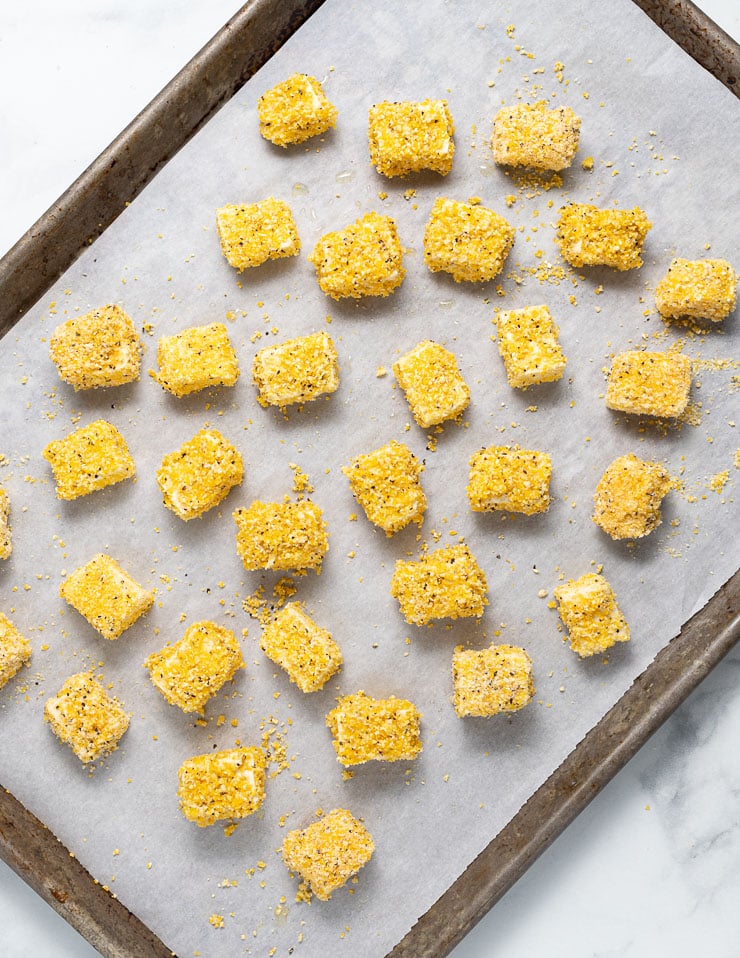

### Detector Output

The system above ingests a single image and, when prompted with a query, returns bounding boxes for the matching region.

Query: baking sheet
[1,2,739,957]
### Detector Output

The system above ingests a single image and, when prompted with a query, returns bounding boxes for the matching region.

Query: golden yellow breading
[156,429,244,521]
[259,602,342,693]
[423,197,515,283]
[216,198,300,271]
[492,102,581,171]
[43,419,135,500]
[282,808,375,901]
[44,671,130,763]
[467,445,552,515]
[368,99,455,177]
[177,747,266,827]
[0,486,10,560]
[390,543,488,626]
[60,553,154,641]
[0,612,31,690]
[49,304,142,390]
[234,500,328,573]
[593,453,672,540]
[452,644,535,716]
[257,74,337,147]
[495,305,567,389]
[556,203,651,270]
[309,212,405,299]
[326,691,422,766]
[605,351,691,418]
[149,323,239,397]
[554,572,630,657]
[252,331,339,408]
[342,440,426,535]
[393,340,470,429]
[654,258,737,322]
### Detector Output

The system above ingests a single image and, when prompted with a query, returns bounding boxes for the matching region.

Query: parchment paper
[1,1,738,955]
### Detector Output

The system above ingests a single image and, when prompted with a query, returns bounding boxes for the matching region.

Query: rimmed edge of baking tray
[0,2,738,956]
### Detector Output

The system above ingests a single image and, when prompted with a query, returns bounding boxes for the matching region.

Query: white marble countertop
[0,3,738,956]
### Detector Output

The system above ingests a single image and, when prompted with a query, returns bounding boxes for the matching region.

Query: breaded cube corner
[326,691,422,766]
[452,644,535,717]
[252,331,339,409]
[0,612,31,690]
[44,671,130,763]
[43,419,135,500]
[282,808,375,901]
[554,572,630,657]
[49,304,142,390]
[257,73,337,147]
[593,453,672,540]
[495,305,566,389]
[655,258,737,322]
[423,197,515,283]
[259,602,342,693]
[156,429,244,521]
[556,203,652,270]
[368,99,455,177]
[234,500,329,573]
[492,103,581,171]
[60,553,154,640]
[467,445,552,515]
[393,340,470,429]
[390,543,488,626]
[309,212,404,299]
[149,323,239,397]
[177,747,266,826]
[342,439,426,535]
[605,350,691,418]
[216,198,300,271]
[0,486,11,560]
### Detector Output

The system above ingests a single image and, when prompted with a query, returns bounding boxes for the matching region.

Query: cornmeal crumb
[216,198,300,271]
[390,543,488,625]
[156,429,243,520]
[492,102,581,171]
[342,440,426,535]
[423,197,515,283]
[252,331,339,408]
[0,612,31,689]
[0,487,11,560]
[368,99,455,177]
[49,305,141,390]
[467,445,552,515]
[44,672,130,763]
[495,305,566,388]
[260,603,342,692]
[654,258,737,322]
[43,420,135,500]
[257,74,337,147]
[309,212,404,299]
[452,644,534,716]
[605,351,691,418]
[393,340,470,428]
[149,323,238,397]
[326,691,422,766]
[234,500,328,573]
[178,747,266,826]
[593,453,671,539]
[554,573,630,657]
[556,203,651,270]
[60,554,154,640]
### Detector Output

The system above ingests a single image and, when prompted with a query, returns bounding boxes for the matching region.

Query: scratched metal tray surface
[0,2,738,957]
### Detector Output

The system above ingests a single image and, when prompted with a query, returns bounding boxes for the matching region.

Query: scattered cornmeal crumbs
[390,543,488,626]
[326,691,422,766]
[259,602,342,693]
[177,747,266,826]
[44,671,130,764]
[252,331,339,409]
[495,305,566,388]
[43,419,135,500]
[342,439,426,535]
[467,445,552,515]
[393,340,470,428]
[156,429,244,520]
[554,573,630,657]
[452,644,535,716]
[49,305,142,390]
[492,102,581,171]
[257,74,337,147]
[233,500,329,573]
[60,553,154,640]
[654,258,737,322]
[0,612,31,690]
[309,212,404,299]
[368,99,455,177]
[555,203,652,270]
[423,197,515,283]
[605,350,691,418]
[593,453,672,539]
[216,198,300,271]
[149,323,239,397]
[0,486,10,560]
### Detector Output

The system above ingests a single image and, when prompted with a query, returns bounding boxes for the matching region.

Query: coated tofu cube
[495,305,566,388]
[555,203,652,270]
[253,331,339,408]
[467,445,552,515]
[390,543,488,626]
[342,439,426,535]
[259,602,342,693]
[149,323,239,397]
[593,453,672,540]
[216,198,300,271]
[49,304,142,390]
[234,500,328,573]
[60,553,154,640]
[257,74,337,147]
[554,573,630,657]
[44,672,130,763]
[156,429,243,520]
[393,340,470,428]
[654,258,737,322]
[0,486,10,560]
[452,644,535,717]
[368,99,455,177]
[492,103,581,171]
[423,197,515,283]
[144,620,244,714]
[326,691,422,766]
[605,350,691,418]
[177,747,266,826]
[309,212,404,299]
[43,419,135,500]
[0,612,31,690]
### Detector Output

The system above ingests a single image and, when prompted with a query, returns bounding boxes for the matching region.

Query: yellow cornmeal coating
[593,453,672,540]
[233,500,328,573]
[43,419,135,500]
[60,553,154,641]
[492,102,581,171]
[605,350,691,418]
[149,323,239,397]
[259,602,342,693]
[556,203,652,270]
[467,445,552,515]
[495,305,567,389]
[44,671,130,763]
[144,620,244,714]
[252,331,339,408]
[393,340,470,429]
[282,808,374,901]
[342,440,426,535]
[309,212,405,299]
[390,543,488,626]
[156,429,244,521]
[554,573,630,657]
[0,486,10,560]
[216,198,300,271]
[177,747,266,827]
[423,197,515,283]
[0,612,31,690]
[368,99,455,177]
[654,258,737,322]
[257,74,337,147]
[326,691,422,767]
[452,644,535,717]
[49,305,142,390]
